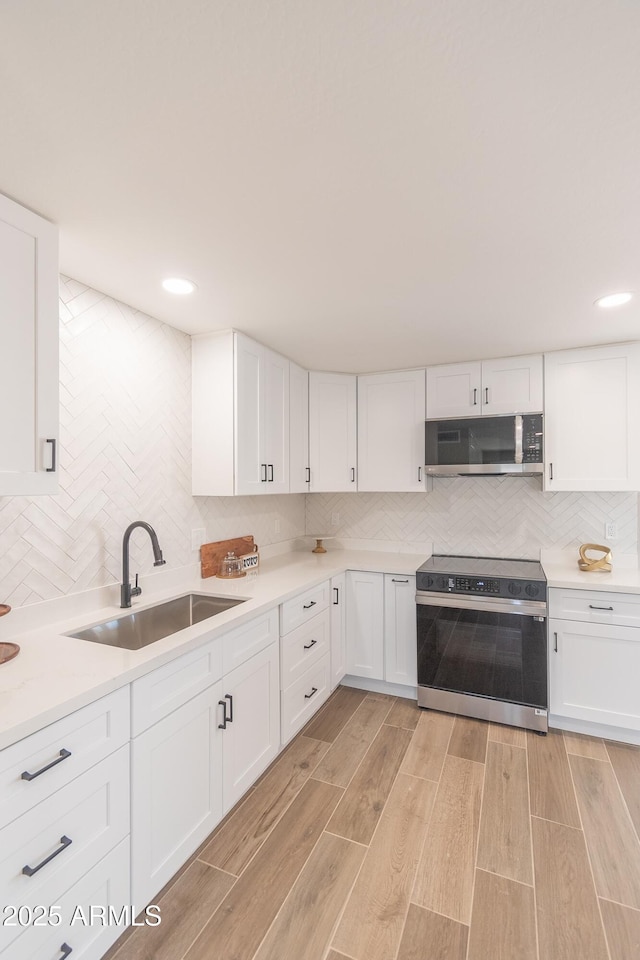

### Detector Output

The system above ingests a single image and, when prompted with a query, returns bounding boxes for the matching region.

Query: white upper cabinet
[192,331,289,496]
[357,369,427,492]
[308,372,357,492]
[426,355,543,419]
[544,342,640,491]
[426,361,481,419]
[0,193,59,495]
[289,361,310,493]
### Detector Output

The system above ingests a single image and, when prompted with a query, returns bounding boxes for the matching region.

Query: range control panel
[451,577,499,594]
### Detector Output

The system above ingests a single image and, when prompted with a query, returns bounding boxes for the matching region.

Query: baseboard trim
[341,675,416,701]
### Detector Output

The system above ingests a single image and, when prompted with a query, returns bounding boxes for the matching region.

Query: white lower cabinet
[346,571,385,680]
[9,840,130,960]
[384,575,417,686]
[219,641,280,812]
[330,573,347,689]
[131,684,224,909]
[346,570,417,691]
[550,615,640,731]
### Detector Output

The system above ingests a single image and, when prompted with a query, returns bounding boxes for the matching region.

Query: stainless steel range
[416,555,548,733]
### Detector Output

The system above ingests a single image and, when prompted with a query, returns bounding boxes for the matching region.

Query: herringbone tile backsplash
[0,278,305,607]
[306,482,638,558]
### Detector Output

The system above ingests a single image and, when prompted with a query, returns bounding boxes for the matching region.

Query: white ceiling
[1,0,639,372]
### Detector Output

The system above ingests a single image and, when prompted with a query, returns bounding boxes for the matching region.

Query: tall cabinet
[0,193,59,495]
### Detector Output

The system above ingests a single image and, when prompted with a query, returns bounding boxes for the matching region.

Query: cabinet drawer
[549,587,640,629]
[0,746,129,953]
[8,838,130,960]
[0,688,129,827]
[280,581,330,636]
[280,609,330,688]
[281,654,330,745]
[222,609,279,676]
[132,638,223,736]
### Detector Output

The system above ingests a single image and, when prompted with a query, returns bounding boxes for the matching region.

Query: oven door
[416,593,547,713]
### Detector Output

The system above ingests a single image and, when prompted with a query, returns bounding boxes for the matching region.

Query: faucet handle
[131,573,142,598]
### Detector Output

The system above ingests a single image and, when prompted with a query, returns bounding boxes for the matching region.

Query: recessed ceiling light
[162,277,197,295]
[594,292,633,309]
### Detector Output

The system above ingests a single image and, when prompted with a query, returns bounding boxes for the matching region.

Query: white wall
[306,481,638,559]
[0,277,305,607]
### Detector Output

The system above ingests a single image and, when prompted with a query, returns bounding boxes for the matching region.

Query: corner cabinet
[346,571,385,679]
[357,370,427,492]
[0,193,59,495]
[426,355,543,419]
[544,343,640,491]
[308,372,357,492]
[192,331,289,496]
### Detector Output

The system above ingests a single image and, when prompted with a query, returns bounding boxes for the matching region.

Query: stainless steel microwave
[425,414,543,476]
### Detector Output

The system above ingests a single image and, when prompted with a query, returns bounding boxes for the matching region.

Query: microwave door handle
[514,415,523,464]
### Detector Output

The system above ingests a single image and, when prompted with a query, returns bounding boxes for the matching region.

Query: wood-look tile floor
[106,687,640,960]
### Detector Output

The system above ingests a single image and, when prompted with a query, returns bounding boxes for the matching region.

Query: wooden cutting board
[201,535,256,579]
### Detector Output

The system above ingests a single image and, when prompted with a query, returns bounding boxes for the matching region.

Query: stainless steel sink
[66,593,246,650]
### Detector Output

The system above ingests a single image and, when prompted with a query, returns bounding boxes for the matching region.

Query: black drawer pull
[588,604,614,611]
[22,749,72,781]
[304,687,318,699]
[261,463,267,482]
[303,601,316,610]
[305,467,311,483]
[225,693,233,723]
[303,639,317,650]
[333,587,339,605]
[268,464,274,482]
[23,835,72,877]
[60,945,73,959]
[391,578,409,583]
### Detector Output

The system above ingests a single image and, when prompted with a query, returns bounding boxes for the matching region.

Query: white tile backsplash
[306,481,638,559]
[0,278,305,608]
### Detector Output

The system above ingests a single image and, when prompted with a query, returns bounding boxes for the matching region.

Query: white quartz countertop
[0,548,426,750]
[541,556,640,594]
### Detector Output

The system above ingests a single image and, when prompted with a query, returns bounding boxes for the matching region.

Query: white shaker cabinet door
[0,193,58,495]
[234,332,266,495]
[262,346,290,494]
[384,574,417,687]
[289,361,309,493]
[426,361,481,419]
[308,371,357,491]
[358,369,426,492]
[346,570,384,680]
[481,354,543,415]
[544,343,640,491]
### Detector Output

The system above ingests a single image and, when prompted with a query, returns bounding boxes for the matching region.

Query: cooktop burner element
[416,554,546,601]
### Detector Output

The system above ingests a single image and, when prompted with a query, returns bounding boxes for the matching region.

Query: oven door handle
[415,592,547,618]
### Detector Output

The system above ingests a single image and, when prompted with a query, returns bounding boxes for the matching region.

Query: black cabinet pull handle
[225,693,233,723]
[261,463,267,482]
[553,631,558,653]
[484,387,489,404]
[59,945,73,959]
[418,466,422,481]
[333,587,339,605]
[46,438,57,472]
[23,836,72,877]
[303,639,317,650]
[350,467,355,482]
[304,687,318,699]
[268,464,274,482]
[473,388,478,406]
[305,467,311,483]
[303,601,316,609]
[218,700,227,729]
[22,749,72,781]
[549,462,553,481]
[391,578,409,583]
[589,604,614,611]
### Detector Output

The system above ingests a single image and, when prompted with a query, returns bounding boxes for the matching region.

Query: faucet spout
[120,521,166,608]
